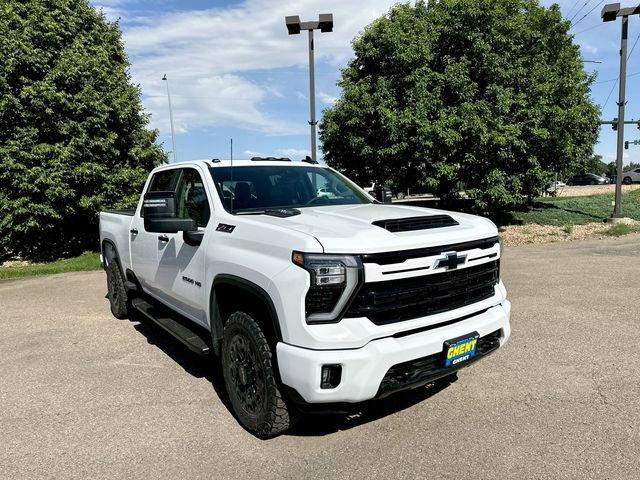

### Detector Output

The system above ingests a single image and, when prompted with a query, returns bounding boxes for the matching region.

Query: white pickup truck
[99,158,511,438]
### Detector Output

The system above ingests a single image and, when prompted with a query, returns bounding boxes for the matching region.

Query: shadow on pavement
[129,312,455,438]
[288,377,456,437]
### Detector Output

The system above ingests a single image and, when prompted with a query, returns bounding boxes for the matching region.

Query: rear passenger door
[154,166,212,326]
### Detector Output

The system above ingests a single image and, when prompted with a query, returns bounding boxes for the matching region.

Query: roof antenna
[230,138,234,213]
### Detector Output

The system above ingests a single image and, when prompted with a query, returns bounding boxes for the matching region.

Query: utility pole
[285,14,334,164]
[162,74,178,163]
[601,3,640,220]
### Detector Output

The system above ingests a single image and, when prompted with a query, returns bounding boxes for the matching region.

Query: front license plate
[444,333,479,367]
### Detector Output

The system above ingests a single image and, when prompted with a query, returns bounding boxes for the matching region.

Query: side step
[131,298,210,355]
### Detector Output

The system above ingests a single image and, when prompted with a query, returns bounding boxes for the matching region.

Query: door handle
[158,235,169,242]
[130,228,138,235]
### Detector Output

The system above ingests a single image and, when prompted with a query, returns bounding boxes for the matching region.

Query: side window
[148,170,178,192]
[142,169,180,217]
[176,168,211,228]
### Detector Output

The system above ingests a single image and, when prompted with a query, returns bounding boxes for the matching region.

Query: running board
[131,298,210,355]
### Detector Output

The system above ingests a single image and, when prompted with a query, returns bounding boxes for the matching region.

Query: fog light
[320,364,342,389]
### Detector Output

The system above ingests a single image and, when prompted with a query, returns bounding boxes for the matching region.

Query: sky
[92,0,640,165]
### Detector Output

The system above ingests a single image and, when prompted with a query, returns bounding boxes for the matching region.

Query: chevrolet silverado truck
[99,158,511,438]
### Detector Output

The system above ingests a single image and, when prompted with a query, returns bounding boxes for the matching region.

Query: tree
[0,0,165,261]
[320,0,600,214]
[579,154,608,176]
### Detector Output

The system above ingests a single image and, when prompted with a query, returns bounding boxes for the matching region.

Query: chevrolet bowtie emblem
[435,252,467,270]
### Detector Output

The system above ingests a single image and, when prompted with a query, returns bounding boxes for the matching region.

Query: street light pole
[613,15,628,218]
[601,3,640,219]
[162,74,178,163]
[307,28,318,165]
[285,14,334,164]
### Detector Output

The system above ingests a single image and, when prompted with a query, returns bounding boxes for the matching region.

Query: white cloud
[319,92,338,105]
[244,149,265,157]
[275,148,311,159]
[121,0,396,135]
[143,74,304,135]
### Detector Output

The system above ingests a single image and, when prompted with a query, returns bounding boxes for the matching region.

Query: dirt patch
[500,219,640,246]
[552,184,640,197]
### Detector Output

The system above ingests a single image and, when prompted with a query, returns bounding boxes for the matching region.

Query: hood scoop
[372,215,459,233]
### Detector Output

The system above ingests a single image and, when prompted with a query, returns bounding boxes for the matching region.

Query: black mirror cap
[143,191,177,219]
[373,185,393,204]
[145,217,197,234]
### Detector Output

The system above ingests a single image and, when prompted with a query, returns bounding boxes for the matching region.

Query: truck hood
[250,204,498,254]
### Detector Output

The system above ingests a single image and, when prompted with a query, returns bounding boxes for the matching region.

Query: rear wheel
[623,176,633,185]
[221,312,294,438]
[106,261,130,319]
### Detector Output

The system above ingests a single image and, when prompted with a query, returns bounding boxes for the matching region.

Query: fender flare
[209,274,283,356]
[101,239,121,272]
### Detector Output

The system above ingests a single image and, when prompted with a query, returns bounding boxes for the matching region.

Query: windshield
[209,165,372,213]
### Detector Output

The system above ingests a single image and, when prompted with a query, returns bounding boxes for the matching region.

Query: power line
[565,0,584,19]
[570,0,607,30]
[599,31,640,108]
[569,0,593,23]
[573,22,606,35]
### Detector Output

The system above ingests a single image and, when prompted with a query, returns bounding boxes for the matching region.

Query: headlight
[292,252,363,323]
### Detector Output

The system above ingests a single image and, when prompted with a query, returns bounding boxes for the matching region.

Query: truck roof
[209,159,323,168]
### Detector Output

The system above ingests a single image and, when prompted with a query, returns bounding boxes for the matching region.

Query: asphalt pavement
[1,234,639,480]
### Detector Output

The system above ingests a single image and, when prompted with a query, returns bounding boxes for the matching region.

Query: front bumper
[276,300,510,404]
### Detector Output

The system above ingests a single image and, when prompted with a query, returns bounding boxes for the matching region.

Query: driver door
[154,166,212,326]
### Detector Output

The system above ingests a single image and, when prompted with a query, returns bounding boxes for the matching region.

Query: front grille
[377,329,502,398]
[372,215,458,233]
[346,260,499,325]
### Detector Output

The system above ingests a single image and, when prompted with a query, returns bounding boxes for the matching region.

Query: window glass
[148,170,178,192]
[209,165,371,213]
[175,168,211,227]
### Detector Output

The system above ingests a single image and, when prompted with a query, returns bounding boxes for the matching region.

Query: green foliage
[0,0,165,261]
[0,251,100,279]
[602,223,640,237]
[320,0,600,215]
[508,189,640,226]
[577,154,608,177]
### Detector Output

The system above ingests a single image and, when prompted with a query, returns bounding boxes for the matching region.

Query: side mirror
[143,191,197,233]
[373,185,393,204]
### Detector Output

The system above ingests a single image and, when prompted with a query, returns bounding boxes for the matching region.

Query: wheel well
[210,277,282,356]
[102,240,120,270]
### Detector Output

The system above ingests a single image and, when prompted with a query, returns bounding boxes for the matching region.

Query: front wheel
[221,312,294,438]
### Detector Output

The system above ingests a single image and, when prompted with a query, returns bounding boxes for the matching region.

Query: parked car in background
[566,173,608,186]
[545,180,566,195]
[622,168,640,185]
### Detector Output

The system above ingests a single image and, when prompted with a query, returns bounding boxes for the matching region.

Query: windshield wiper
[234,208,301,218]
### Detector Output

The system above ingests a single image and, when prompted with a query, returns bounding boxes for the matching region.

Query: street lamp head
[601,3,620,22]
[318,13,334,33]
[285,15,301,35]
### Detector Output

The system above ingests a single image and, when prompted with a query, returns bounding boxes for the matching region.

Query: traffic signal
[612,118,618,131]
[637,120,640,130]
[625,141,629,150]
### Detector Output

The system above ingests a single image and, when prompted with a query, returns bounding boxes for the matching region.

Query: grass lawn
[0,251,101,280]
[508,189,640,226]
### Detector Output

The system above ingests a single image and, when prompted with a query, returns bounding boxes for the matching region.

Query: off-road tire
[106,261,130,319]
[221,312,294,438]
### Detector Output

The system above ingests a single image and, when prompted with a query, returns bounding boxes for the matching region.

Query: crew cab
[99,158,511,438]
